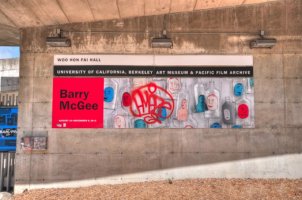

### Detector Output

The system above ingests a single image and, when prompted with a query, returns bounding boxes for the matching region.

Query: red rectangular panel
[52,78,104,128]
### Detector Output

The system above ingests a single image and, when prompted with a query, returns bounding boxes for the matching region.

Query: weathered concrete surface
[14,154,302,193]
[0,0,280,45]
[15,0,302,193]
[0,0,278,27]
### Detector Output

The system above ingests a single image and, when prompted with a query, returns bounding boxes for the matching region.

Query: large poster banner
[52,55,254,129]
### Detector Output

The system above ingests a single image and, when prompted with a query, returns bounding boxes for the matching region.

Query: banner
[0,107,17,136]
[52,78,104,128]
[52,55,254,129]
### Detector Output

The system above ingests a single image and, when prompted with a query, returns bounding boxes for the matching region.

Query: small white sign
[54,55,253,66]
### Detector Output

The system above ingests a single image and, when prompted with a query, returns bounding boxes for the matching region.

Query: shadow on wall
[16,127,302,185]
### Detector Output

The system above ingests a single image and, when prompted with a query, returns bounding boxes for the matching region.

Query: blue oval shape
[134,119,147,128]
[210,122,222,128]
[159,107,167,121]
[232,125,242,128]
[234,83,244,97]
[104,87,114,102]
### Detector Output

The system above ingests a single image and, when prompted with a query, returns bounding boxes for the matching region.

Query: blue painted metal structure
[0,107,17,152]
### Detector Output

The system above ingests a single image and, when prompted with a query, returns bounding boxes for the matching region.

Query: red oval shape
[122,92,131,107]
[238,104,249,119]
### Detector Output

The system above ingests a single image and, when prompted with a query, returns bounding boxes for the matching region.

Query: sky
[0,46,20,59]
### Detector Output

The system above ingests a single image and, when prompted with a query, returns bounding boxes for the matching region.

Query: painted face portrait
[223,109,231,120]
[167,78,181,94]
[114,115,126,128]
[177,98,188,121]
[133,78,147,89]
[181,99,187,109]
[104,87,114,102]
[207,94,218,110]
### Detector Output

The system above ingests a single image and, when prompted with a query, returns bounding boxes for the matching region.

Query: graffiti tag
[125,82,174,124]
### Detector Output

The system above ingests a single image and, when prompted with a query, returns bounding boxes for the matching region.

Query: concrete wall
[15,0,302,193]
[0,91,18,106]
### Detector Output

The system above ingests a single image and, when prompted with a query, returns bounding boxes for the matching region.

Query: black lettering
[60,90,67,98]
[60,101,69,110]
[57,58,68,62]
[59,101,98,110]
[78,101,85,110]
[92,103,98,110]
[71,103,77,110]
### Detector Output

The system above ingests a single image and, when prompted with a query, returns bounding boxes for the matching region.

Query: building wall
[0,58,19,97]
[15,0,302,193]
[0,91,18,106]
[0,58,19,77]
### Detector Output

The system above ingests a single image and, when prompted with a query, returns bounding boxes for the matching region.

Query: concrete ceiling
[0,0,275,46]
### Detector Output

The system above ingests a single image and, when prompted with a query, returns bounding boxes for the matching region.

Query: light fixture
[46,29,71,47]
[250,30,276,49]
[151,30,173,48]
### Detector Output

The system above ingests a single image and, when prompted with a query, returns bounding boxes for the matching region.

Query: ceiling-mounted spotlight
[250,30,276,49]
[151,30,173,48]
[46,29,71,47]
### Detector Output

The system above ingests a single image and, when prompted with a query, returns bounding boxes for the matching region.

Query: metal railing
[0,152,15,192]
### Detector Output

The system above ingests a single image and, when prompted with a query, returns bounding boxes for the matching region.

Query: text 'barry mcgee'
[59,89,99,110]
